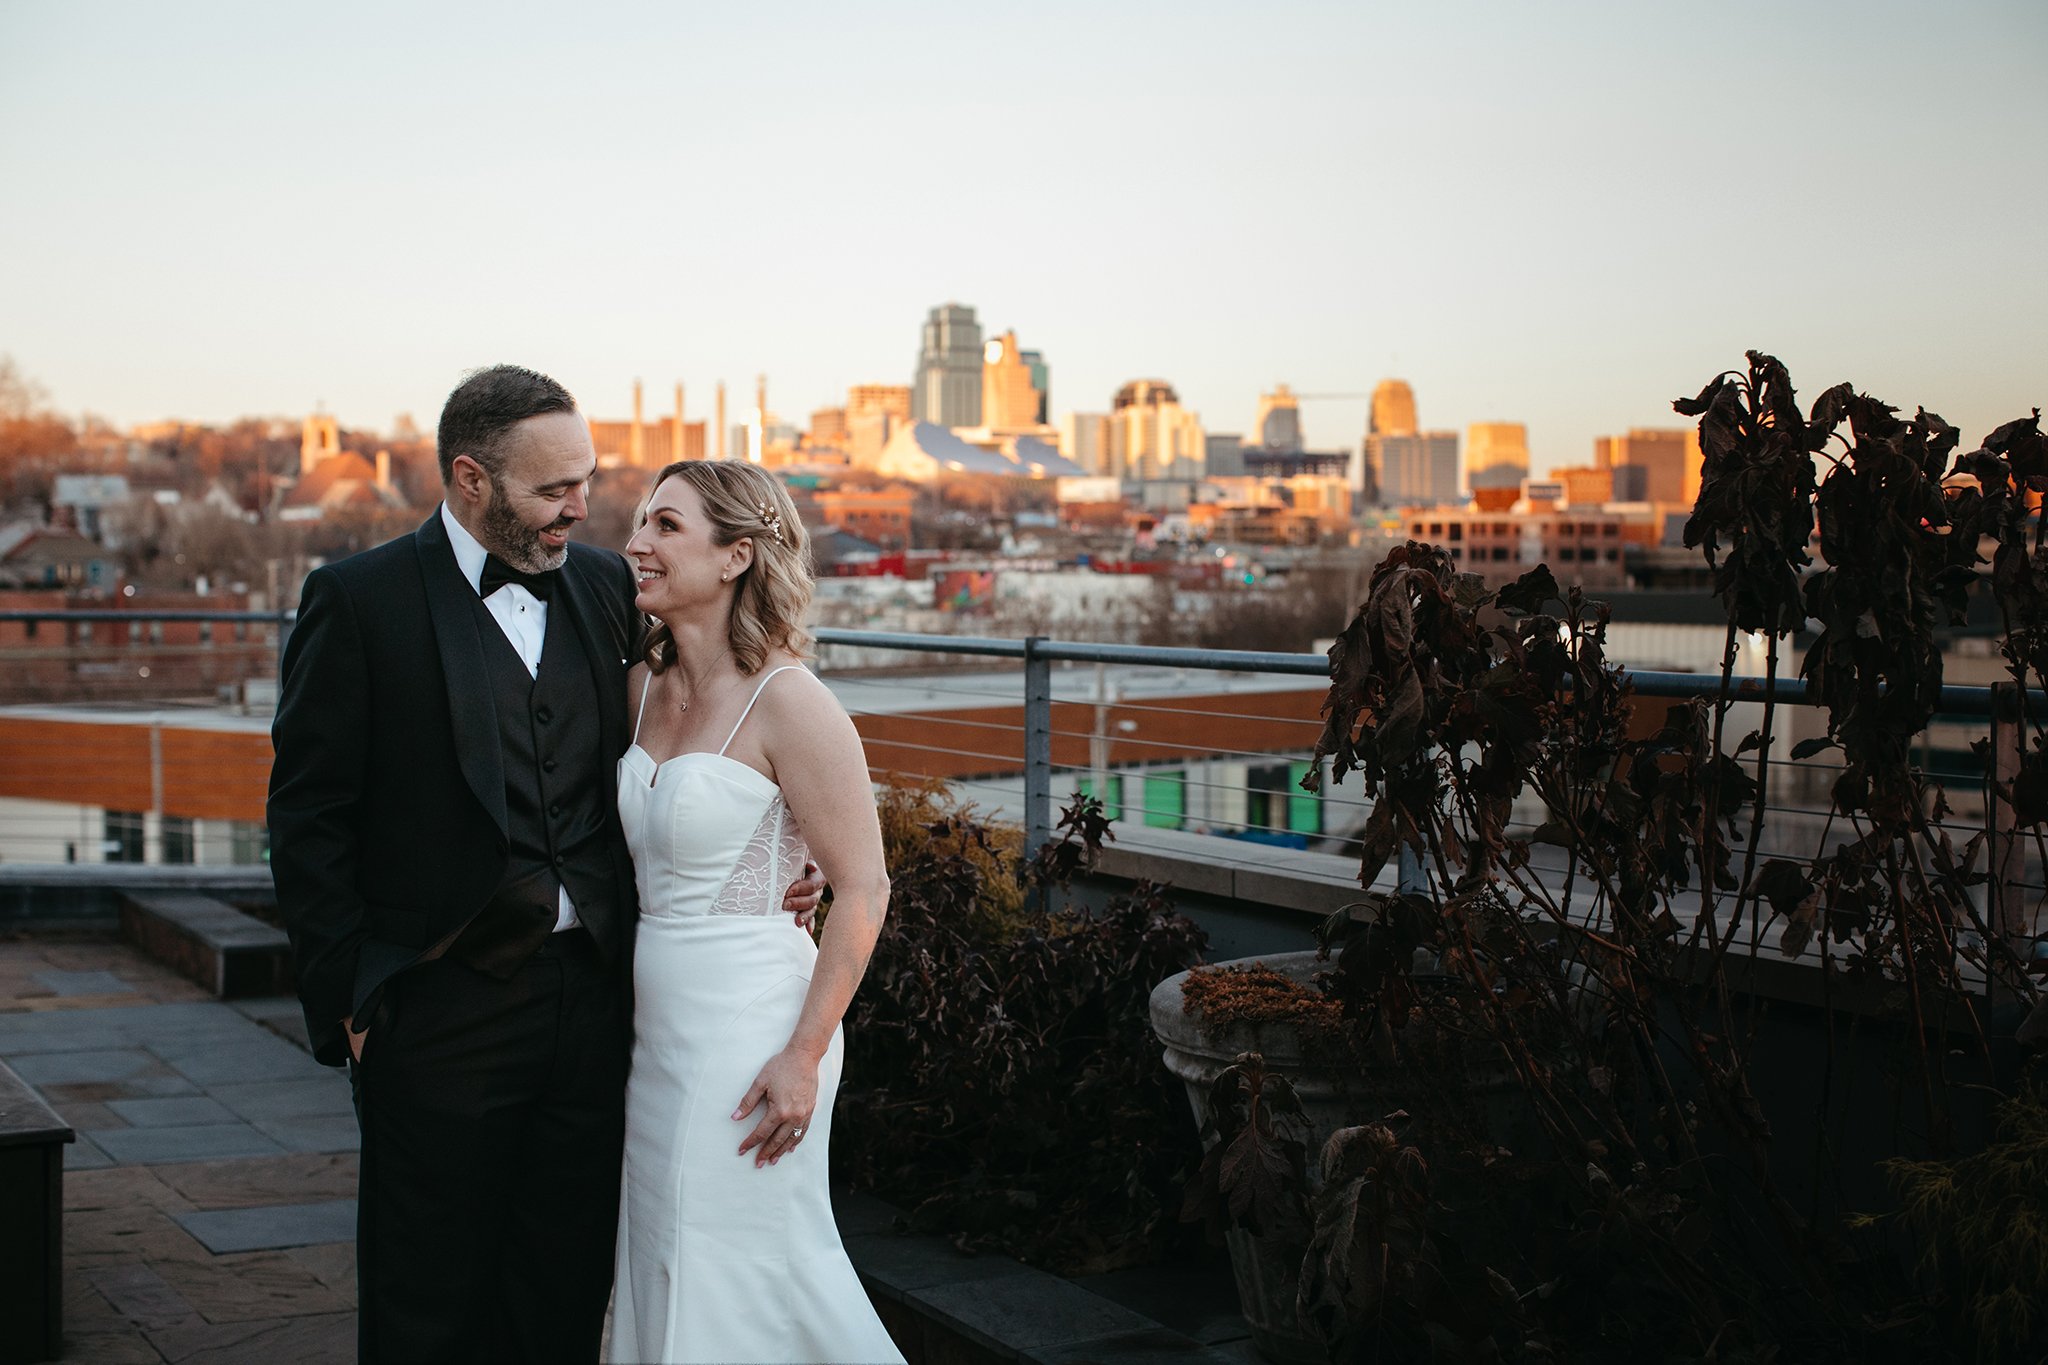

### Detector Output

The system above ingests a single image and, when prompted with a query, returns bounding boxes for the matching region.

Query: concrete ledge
[838,1190,1251,1365]
[117,892,292,1000]
[0,865,276,926]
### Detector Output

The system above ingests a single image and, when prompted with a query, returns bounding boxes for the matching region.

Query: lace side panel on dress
[707,797,812,916]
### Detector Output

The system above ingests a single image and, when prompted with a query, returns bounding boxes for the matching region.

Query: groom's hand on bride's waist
[783,861,825,928]
[343,1016,368,1063]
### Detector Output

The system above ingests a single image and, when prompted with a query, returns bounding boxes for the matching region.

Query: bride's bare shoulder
[754,655,846,724]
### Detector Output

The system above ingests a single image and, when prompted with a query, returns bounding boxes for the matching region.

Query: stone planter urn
[1149,950,1341,1365]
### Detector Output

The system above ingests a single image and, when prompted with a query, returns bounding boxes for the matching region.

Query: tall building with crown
[981,331,1047,431]
[1356,380,1458,506]
[1371,380,1418,438]
[1466,422,1530,491]
[1108,380,1205,482]
[912,303,983,427]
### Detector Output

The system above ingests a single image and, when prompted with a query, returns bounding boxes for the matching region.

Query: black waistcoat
[450,591,623,974]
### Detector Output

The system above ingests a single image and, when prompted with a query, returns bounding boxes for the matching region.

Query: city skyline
[2,2,2043,472]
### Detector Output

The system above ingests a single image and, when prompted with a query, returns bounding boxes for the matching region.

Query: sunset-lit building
[1466,422,1530,491]
[810,487,915,549]
[1554,464,1614,506]
[1060,412,1111,477]
[848,384,913,423]
[1370,379,1418,438]
[589,381,704,467]
[1108,380,1205,482]
[1596,428,1702,507]
[981,332,1048,430]
[842,386,912,466]
[1406,508,1629,588]
[1353,378,1427,501]
[300,413,339,477]
[809,407,849,449]
[277,413,405,522]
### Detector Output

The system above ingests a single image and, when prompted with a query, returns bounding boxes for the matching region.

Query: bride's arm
[732,669,889,1168]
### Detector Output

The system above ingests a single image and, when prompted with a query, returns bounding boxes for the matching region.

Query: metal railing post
[1397,839,1427,899]
[1024,636,1052,857]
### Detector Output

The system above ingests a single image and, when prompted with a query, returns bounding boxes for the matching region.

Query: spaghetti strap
[718,664,806,756]
[632,670,654,745]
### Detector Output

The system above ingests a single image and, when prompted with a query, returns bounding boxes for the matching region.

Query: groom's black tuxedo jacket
[267,510,642,1067]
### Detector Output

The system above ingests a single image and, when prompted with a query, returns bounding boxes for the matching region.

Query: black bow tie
[479,555,557,601]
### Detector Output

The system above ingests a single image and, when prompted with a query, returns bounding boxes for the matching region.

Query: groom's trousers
[353,928,626,1364]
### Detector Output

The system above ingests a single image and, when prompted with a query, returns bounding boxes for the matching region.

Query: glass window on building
[230,821,271,865]
[104,810,145,863]
[1142,771,1185,829]
[161,816,195,865]
[1246,763,1321,841]
[1287,761,1321,835]
[1246,763,1290,837]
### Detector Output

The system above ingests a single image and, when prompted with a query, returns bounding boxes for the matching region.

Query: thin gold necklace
[673,657,733,714]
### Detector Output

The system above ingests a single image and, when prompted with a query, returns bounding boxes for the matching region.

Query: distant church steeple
[301,411,340,477]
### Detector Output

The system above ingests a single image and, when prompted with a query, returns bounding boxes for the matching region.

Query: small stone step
[117,892,292,1000]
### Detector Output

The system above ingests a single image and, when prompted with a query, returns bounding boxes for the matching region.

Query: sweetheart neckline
[621,743,778,795]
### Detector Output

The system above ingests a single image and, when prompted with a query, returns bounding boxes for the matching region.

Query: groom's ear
[449,455,490,508]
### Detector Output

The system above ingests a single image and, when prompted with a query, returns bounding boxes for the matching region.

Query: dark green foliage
[1260,355,2048,1361]
[831,784,1209,1273]
[1182,1054,1311,1241]
[1881,1085,2048,1359]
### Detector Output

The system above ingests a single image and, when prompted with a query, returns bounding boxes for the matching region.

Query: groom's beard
[480,478,573,574]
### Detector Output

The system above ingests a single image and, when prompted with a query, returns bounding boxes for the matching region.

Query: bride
[608,459,904,1365]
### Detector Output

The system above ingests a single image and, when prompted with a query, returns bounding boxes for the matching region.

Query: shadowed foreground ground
[2,932,356,1364]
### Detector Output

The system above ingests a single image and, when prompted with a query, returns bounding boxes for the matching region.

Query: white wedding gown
[609,665,904,1365]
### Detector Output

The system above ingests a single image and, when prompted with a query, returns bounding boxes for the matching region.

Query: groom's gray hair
[437,365,577,484]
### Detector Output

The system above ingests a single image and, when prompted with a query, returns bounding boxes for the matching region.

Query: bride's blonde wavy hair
[637,460,814,676]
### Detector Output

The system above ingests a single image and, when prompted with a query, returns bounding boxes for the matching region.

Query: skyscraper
[913,303,983,427]
[1108,380,1205,482]
[1371,433,1462,507]
[1466,422,1530,491]
[1355,378,1456,505]
[1371,380,1418,438]
[1249,384,1305,452]
[981,331,1046,431]
[1060,412,1111,476]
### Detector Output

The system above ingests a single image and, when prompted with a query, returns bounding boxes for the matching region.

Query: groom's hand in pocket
[782,861,825,929]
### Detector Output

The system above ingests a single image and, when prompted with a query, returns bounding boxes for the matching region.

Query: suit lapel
[554,551,627,769]
[414,512,509,837]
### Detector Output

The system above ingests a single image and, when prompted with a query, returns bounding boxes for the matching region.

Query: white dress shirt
[439,503,579,932]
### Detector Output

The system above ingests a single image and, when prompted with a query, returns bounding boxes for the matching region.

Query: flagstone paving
[2,930,356,1364]
[4,927,1251,1365]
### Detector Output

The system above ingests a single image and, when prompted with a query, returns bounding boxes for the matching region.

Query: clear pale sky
[3,1,2043,473]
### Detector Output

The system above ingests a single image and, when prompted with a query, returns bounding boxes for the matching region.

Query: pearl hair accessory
[757,502,787,546]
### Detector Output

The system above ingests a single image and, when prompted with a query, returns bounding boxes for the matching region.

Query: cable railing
[0,613,2042,963]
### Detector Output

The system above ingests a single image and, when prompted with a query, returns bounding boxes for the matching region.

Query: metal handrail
[1,612,2038,952]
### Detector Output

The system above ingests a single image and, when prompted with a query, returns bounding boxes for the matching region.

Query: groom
[268,365,820,1363]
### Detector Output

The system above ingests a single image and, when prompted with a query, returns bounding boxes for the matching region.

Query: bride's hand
[733,1047,819,1168]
